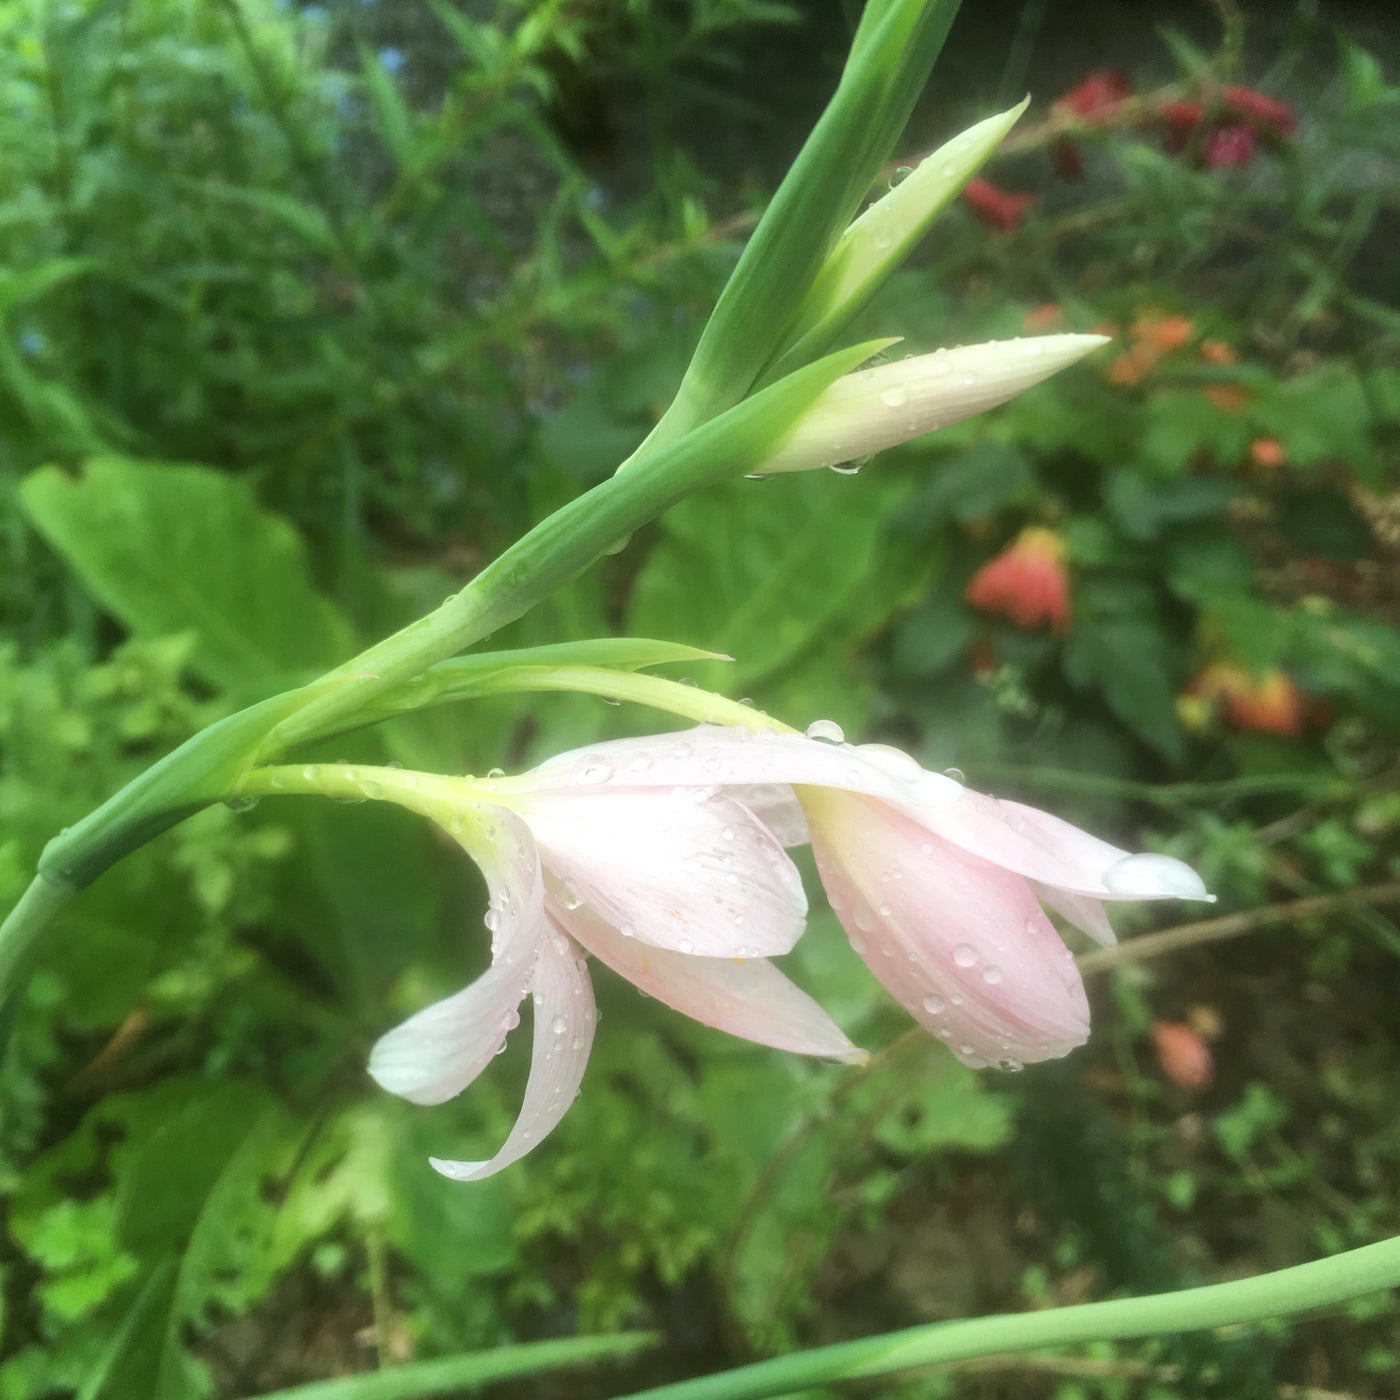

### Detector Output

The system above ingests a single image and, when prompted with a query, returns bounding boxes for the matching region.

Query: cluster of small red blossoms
[959,70,1296,234]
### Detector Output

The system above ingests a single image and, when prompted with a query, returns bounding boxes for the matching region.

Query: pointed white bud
[757,334,1110,474]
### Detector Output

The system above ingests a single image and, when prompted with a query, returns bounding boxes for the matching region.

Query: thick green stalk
[613,1237,1400,1400]
[0,345,878,1006]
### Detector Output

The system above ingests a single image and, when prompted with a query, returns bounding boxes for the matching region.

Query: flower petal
[367,807,543,1106]
[509,728,1207,900]
[554,898,864,1063]
[430,919,596,1181]
[519,789,806,957]
[1033,881,1116,948]
[728,783,811,847]
[804,791,1090,1067]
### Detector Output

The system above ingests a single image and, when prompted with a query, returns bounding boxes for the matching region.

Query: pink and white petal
[521,790,806,957]
[903,791,1131,897]
[555,898,864,1063]
[505,727,1207,902]
[368,807,544,1106]
[1033,881,1116,949]
[507,727,958,809]
[804,790,1090,1067]
[430,918,596,1182]
[728,783,811,848]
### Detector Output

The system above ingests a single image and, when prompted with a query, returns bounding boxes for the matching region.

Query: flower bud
[757,335,1108,474]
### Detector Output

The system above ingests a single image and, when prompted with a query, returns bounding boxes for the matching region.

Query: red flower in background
[965,527,1072,633]
[1158,99,1205,152]
[1153,1021,1214,1091]
[1203,122,1256,169]
[961,178,1034,233]
[1058,71,1132,125]
[1184,664,1305,737]
[1223,84,1296,137]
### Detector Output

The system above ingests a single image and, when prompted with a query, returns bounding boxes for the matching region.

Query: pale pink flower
[519,727,1210,1072]
[367,756,859,1180]
[371,726,1207,1175]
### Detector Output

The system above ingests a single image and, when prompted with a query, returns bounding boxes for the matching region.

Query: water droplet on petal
[721,826,735,841]
[582,759,613,784]
[629,755,652,773]
[923,993,946,1015]
[982,964,1004,985]
[302,764,321,782]
[944,766,965,784]
[880,385,909,408]
[487,767,505,779]
[559,884,582,910]
[997,1056,1023,1072]
[678,938,694,954]
[550,1015,567,1036]
[1103,853,1212,900]
[806,719,845,743]
[620,922,635,938]
[484,908,500,932]
[953,943,978,968]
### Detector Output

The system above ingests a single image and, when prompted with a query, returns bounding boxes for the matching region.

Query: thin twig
[1079,884,1400,976]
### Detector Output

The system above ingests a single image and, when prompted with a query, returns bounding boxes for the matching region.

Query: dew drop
[484,908,500,933]
[880,385,909,408]
[982,964,1004,985]
[997,1056,1024,1072]
[944,766,965,784]
[952,943,978,968]
[806,718,845,743]
[678,938,694,954]
[582,759,614,784]
[962,372,978,387]
[721,826,735,841]
[1103,853,1211,900]
[619,921,635,938]
[302,764,321,782]
[559,885,583,911]
[923,993,946,1015]
[550,1015,567,1036]
[878,903,893,917]
[629,755,652,773]
[889,164,913,188]
[487,766,505,779]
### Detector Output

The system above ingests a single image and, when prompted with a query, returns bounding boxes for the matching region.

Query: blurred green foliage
[2,0,1398,1396]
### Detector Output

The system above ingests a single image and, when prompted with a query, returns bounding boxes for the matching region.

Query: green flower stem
[0,344,878,1002]
[257,342,881,758]
[613,1237,1400,1400]
[425,664,794,735]
[0,876,73,1017]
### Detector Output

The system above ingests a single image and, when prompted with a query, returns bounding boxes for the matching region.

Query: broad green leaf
[1063,620,1184,762]
[626,473,919,689]
[21,458,355,693]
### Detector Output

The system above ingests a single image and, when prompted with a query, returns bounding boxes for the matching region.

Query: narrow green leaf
[633,0,963,456]
[358,41,415,166]
[764,100,1028,382]
[250,1332,661,1400]
[0,257,101,317]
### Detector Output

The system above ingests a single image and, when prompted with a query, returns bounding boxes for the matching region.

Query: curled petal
[512,728,1208,901]
[728,782,810,847]
[519,790,806,957]
[805,791,1090,1067]
[1033,881,1116,949]
[431,919,596,1181]
[555,898,864,1064]
[368,807,543,1106]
